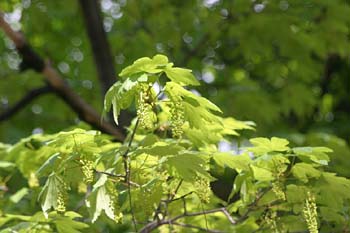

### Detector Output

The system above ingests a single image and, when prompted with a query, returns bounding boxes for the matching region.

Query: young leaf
[36,152,60,177]
[165,82,222,130]
[248,137,290,155]
[86,175,115,222]
[135,141,184,157]
[38,173,66,218]
[119,54,170,78]
[10,188,29,203]
[104,79,138,124]
[0,161,15,170]
[166,152,210,181]
[212,152,251,172]
[164,67,200,86]
[54,215,89,233]
[292,147,331,165]
[221,117,255,136]
[291,163,321,183]
[250,165,274,181]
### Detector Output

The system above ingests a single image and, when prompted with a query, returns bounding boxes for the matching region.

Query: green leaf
[293,147,331,165]
[279,215,308,232]
[119,54,170,77]
[233,216,259,232]
[250,165,274,181]
[55,218,89,233]
[291,163,321,183]
[316,172,350,209]
[248,137,290,155]
[86,175,115,222]
[164,67,200,86]
[285,184,308,204]
[10,188,29,203]
[38,173,65,217]
[139,134,159,147]
[221,117,255,136]
[135,141,184,157]
[5,134,56,178]
[0,214,31,228]
[212,152,251,172]
[233,174,255,203]
[319,206,344,224]
[165,81,222,113]
[165,82,222,132]
[104,78,138,124]
[166,152,210,181]
[36,152,60,176]
[0,161,15,169]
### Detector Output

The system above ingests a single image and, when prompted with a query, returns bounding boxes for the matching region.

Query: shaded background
[1,0,350,176]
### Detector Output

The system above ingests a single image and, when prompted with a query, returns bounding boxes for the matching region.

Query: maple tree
[1,55,350,232]
[1,1,350,232]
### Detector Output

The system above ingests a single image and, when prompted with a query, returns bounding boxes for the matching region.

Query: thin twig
[153,179,184,221]
[171,179,183,200]
[140,207,236,233]
[93,169,141,187]
[123,119,140,232]
[94,169,125,178]
[182,197,187,215]
[164,191,193,203]
[235,189,270,224]
[221,208,236,225]
[172,222,224,233]
[201,202,210,231]
[171,208,236,224]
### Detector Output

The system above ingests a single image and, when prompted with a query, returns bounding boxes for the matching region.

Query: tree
[0,0,350,232]
[1,0,350,177]
[1,54,350,232]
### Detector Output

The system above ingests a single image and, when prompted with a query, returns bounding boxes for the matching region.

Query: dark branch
[78,0,115,95]
[78,0,133,131]
[140,207,236,233]
[18,43,45,72]
[0,12,125,141]
[0,85,52,121]
[320,54,340,96]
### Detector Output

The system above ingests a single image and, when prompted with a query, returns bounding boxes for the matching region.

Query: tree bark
[79,0,132,130]
[78,0,115,95]
[0,12,125,141]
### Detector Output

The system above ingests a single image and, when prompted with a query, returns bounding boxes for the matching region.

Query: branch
[78,0,132,129]
[164,191,193,203]
[320,54,340,96]
[140,207,236,233]
[0,11,125,141]
[94,169,125,178]
[0,85,52,121]
[122,119,140,232]
[93,169,140,187]
[172,222,224,233]
[234,189,271,224]
[78,0,115,95]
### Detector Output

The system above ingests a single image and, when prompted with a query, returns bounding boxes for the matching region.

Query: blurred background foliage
[0,0,350,176]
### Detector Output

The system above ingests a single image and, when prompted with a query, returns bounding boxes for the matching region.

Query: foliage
[1,1,350,184]
[1,0,350,145]
[1,55,350,232]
